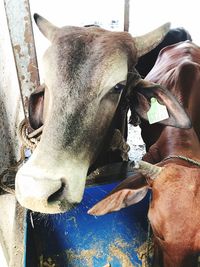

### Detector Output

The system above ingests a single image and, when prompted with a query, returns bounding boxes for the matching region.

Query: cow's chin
[16,194,79,214]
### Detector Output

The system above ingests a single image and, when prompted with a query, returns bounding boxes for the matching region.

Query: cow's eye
[112,81,126,93]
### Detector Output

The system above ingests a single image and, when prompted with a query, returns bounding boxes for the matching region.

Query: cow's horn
[34,13,58,41]
[134,161,163,180]
[134,23,171,58]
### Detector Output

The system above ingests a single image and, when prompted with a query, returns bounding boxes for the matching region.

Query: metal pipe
[4,0,40,118]
[124,0,130,32]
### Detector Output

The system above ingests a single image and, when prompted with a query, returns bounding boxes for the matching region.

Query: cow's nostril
[47,182,66,203]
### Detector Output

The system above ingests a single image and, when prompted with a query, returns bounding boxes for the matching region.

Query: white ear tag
[147,97,169,124]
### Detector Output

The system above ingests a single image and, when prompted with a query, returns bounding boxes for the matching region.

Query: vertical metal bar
[124,0,130,32]
[4,0,40,118]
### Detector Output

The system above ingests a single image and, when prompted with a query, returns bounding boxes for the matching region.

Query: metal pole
[124,0,130,32]
[4,0,40,119]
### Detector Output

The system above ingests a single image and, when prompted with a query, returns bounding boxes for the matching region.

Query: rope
[0,119,43,195]
[163,155,200,167]
[109,129,130,161]
[18,118,42,151]
[0,146,25,195]
[0,169,15,194]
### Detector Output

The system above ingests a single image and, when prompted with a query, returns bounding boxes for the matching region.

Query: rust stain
[24,21,32,44]
[23,96,29,111]
[13,45,23,58]
[27,59,39,86]
[13,44,21,54]
[24,17,40,88]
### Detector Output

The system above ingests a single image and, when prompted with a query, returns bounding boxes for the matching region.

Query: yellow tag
[147,97,169,124]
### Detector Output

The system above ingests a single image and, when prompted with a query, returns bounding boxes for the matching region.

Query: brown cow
[15,14,191,214]
[89,41,200,267]
[136,27,192,78]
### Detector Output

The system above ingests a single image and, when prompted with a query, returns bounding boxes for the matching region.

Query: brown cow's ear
[129,79,191,129]
[29,84,45,130]
[88,172,148,216]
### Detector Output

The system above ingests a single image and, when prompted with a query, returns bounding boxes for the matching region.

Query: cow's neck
[145,126,200,165]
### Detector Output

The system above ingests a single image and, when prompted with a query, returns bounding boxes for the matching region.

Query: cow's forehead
[43,26,135,93]
[159,41,199,57]
[48,26,137,66]
[55,25,135,46]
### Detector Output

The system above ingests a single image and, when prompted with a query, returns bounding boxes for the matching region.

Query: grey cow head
[15,14,179,214]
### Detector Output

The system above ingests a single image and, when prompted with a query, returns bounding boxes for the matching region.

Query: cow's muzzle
[15,162,87,214]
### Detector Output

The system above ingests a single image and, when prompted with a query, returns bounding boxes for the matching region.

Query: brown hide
[136,27,192,78]
[89,41,200,267]
[135,42,200,266]
[148,163,200,267]
[141,41,200,152]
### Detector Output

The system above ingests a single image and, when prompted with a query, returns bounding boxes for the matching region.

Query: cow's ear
[130,79,191,129]
[88,172,148,216]
[28,84,45,130]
